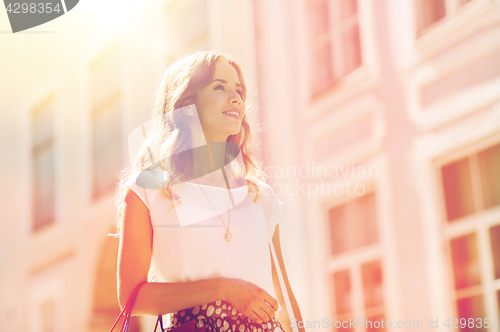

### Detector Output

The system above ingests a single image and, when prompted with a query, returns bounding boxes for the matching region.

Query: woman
[115,50,304,332]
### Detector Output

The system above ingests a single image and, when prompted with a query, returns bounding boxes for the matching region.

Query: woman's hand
[220,277,279,325]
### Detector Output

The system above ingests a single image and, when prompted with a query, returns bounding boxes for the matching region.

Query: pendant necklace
[194,180,232,242]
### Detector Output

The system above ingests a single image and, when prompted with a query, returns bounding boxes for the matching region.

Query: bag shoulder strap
[269,240,300,332]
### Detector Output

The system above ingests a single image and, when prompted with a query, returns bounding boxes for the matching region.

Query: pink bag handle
[109,281,164,332]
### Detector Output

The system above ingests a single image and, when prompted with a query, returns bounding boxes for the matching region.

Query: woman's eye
[215,84,243,98]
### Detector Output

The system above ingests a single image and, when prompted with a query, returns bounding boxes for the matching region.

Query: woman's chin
[228,131,241,138]
[225,127,242,137]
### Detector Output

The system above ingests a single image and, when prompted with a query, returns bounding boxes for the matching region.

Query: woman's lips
[224,111,240,119]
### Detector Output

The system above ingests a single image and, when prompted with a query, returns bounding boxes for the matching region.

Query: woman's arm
[271,224,306,332]
[118,188,279,323]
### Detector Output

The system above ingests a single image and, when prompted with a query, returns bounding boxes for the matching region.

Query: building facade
[254,0,500,330]
[0,0,499,331]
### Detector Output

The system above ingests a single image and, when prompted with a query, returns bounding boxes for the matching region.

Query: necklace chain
[193,180,232,242]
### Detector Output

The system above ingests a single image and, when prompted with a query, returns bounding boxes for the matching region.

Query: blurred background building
[1,0,500,331]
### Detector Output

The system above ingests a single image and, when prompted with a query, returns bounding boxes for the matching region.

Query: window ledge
[307,65,377,125]
[415,0,498,61]
[411,76,500,132]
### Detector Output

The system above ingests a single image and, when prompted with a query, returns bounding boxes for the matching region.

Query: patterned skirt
[165,300,285,332]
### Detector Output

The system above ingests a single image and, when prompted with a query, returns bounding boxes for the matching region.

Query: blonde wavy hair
[114,50,266,237]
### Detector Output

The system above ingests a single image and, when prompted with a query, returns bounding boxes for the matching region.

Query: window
[440,142,500,326]
[90,47,123,198]
[327,192,385,331]
[441,143,500,222]
[415,0,475,36]
[362,260,384,332]
[32,95,55,231]
[479,144,500,209]
[309,0,362,96]
[329,192,378,255]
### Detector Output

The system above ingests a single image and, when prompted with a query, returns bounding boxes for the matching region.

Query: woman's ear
[185,94,197,106]
[177,96,193,109]
[184,104,196,116]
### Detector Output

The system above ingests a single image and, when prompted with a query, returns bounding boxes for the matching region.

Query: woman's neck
[190,128,226,176]
[191,142,226,175]
[188,128,244,187]
[190,142,244,188]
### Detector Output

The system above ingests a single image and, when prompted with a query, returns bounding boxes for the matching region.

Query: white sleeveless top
[125,169,283,301]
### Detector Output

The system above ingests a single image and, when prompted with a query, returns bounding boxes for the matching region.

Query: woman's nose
[229,90,242,104]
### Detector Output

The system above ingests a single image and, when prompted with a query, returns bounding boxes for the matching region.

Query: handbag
[110,245,298,332]
[109,281,165,332]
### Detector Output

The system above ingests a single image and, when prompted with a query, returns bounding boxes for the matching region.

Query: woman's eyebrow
[211,78,242,88]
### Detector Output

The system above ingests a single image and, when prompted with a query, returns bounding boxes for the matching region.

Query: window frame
[31,94,56,232]
[305,0,380,124]
[308,155,399,329]
[88,44,124,200]
[413,125,500,324]
[401,0,498,132]
[325,189,385,326]
[414,0,478,37]
[437,142,500,321]
[307,0,365,98]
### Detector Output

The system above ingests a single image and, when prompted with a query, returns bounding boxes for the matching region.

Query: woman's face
[194,59,246,142]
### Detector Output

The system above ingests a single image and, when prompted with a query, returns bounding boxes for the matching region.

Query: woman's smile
[223,107,241,119]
